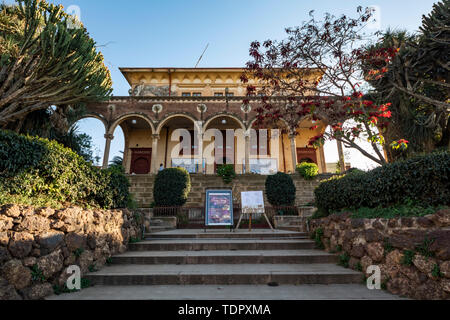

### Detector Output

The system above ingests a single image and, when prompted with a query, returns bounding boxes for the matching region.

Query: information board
[241,191,265,214]
[205,190,234,226]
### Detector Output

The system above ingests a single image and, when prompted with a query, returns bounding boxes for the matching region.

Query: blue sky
[6,0,439,168]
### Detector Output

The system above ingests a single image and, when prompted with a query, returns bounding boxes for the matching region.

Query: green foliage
[355,262,363,272]
[106,257,113,265]
[31,265,45,283]
[416,237,435,259]
[314,152,450,216]
[73,248,84,258]
[0,0,112,127]
[53,284,78,295]
[217,164,237,184]
[381,277,390,291]
[88,264,98,273]
[401,250,416,266]
[265,172,296,206]
[312,228,324,249]
[153,168,191,207]
[0,130,131,209]
[432,264,443,278]
[129,237,142,244]
[53,278,91,295]
[338,253,350,268]
[348,204,441,219]
[296,162,319,180]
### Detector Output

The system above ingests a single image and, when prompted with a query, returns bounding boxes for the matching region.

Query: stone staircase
[83,229,364,287]
[145,217,177,234]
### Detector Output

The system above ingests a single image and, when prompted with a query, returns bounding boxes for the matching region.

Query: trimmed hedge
[265,172,296,206]
[0,130,130,209]
[296,162,319,180]
[153,168,191,207]
[315,151,450,215]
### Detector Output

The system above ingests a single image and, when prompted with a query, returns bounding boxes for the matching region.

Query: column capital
[288,133,297,140]
[152,134,160,140]
[104,134,114,140]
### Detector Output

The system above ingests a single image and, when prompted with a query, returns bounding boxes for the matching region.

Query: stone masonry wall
[129,174,320,208]
[309,209,450,300]
[0,204,143,300]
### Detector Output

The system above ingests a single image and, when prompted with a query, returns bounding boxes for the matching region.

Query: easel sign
[236,191,274,232]
[205,190,234,227]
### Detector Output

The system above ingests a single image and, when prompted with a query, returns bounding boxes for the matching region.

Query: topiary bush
[0,130,131,209]
[315,151,450,216]
[217,164,236,184]
[153,168,191,207]
[265,172,296,206]
[296,162,319,180]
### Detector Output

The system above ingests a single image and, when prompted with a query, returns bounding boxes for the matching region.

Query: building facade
[82,68,330,175]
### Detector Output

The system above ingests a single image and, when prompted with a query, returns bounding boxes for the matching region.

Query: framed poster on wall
[205,190,234,226]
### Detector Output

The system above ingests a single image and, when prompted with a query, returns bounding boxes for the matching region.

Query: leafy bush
[0,130,130,209]
[265,172,296,206]
[296,162,319,180]
[153,168,191,207]
[314,152,450,216]
[217,164,236,184]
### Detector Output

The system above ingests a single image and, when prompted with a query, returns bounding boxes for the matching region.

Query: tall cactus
[0,0,112,129]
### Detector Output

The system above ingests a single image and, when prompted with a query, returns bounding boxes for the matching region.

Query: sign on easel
[235,191,274,232]
[205,190,233,226]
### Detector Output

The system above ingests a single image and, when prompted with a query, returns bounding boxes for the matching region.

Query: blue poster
[205,190,234,226]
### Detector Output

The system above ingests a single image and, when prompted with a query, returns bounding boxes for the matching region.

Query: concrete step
[128,239,316,251]
[46,284,404,300]
[145,229,307,239]
[277,226,304,232]
[84,264,363,286]
[146,226,176,233]
[111,250,338,265]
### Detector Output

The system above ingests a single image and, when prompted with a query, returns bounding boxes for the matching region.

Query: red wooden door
[130,148,152,174]
[214,130,236,173]
[296,148,318,165]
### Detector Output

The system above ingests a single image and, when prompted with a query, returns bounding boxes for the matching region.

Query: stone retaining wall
[129,174,320,208]
[0,204,143,300]
[309,210,450,300]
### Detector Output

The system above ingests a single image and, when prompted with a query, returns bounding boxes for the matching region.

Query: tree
[364,1,449,160]
[241,7,404,166]
[0,0,112,131]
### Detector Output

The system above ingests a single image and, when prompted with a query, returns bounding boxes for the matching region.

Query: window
[226,92,234,97]
[193,92,202,97]
[214,92,224,97]
[182,92,191,97]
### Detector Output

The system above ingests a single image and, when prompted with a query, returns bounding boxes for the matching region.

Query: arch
[247,116,290,132]
[156,113,200,134]
[204,113,245,131]
[108,113,156,135]
[73,112,108,134]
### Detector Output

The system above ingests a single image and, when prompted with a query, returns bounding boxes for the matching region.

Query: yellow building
[83,68,329,175]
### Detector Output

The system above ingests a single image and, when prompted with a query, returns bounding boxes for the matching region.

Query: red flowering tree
[241,7,406,166]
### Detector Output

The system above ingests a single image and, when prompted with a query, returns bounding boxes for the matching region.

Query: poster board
[205,190,234,226]
[241,191,265,214]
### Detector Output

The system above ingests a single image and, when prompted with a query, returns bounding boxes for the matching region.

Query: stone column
[151,134,160,173]
[319,145,327,173]
[336,140,346,172]
[289,134,297,172]
[244,132,251,173]
[197,132,204,174]
[102,133,114,169]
